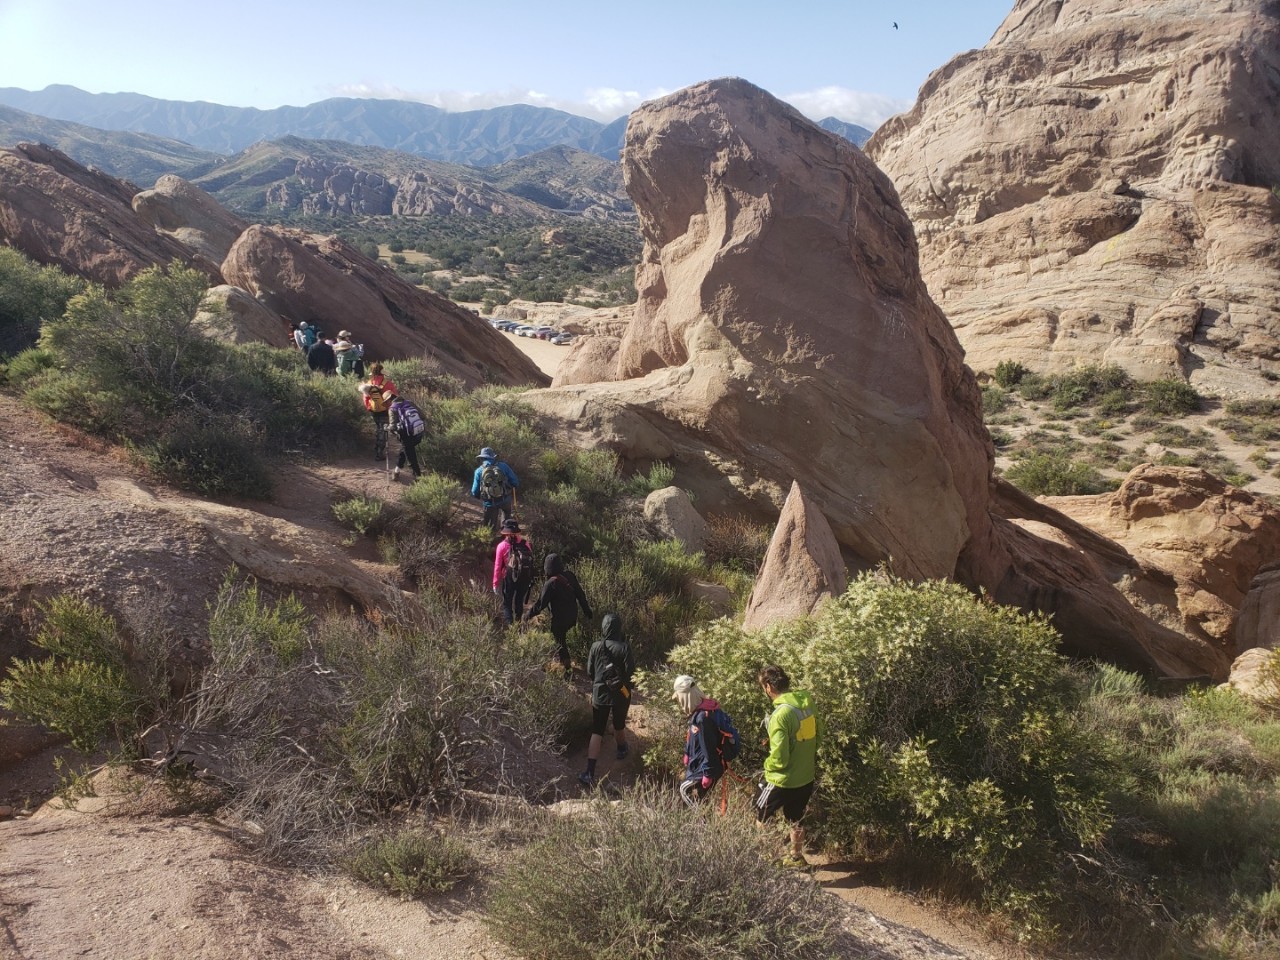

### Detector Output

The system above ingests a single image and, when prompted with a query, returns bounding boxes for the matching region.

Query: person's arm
[471,466,482,498]
[525,580,552,619]
[502,462,519,488]
[762,706,792,778]
[492,541,509,590]
[569,573,592,619]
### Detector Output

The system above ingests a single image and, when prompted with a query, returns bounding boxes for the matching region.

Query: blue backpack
[698,707,741,763]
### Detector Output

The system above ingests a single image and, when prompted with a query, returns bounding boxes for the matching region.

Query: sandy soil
[498,329,566,378]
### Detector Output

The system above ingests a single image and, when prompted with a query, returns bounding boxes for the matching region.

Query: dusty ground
[0,338,1040,960]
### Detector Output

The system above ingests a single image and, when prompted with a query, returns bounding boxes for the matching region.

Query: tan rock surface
[526,78,1000,586]
[643,485,707,551]
[132,174,248,264]
[222,225,548,388]
[1222,647,1279,703]
[866,0,1280,390]
[1044,465,1280,663]
[0,143,221,287]
[1237,561,1280,651]
[195,284,290,345]
[743,481,848,632]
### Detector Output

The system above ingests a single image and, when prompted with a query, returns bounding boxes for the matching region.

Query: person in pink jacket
[491,519,534,625]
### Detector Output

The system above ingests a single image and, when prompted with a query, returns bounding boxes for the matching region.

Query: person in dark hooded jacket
[523,553,593,673]
[579,613,634,788]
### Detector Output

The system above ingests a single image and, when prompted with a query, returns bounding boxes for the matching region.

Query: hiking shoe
[578,771,595,789]
[392,466,400,480]
[615,744,629,760]
[780,853,810,869]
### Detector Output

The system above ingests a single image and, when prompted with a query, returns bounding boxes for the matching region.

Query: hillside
[0,103,219,186]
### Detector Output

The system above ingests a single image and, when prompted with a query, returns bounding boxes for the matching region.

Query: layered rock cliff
[866,0,1280,389]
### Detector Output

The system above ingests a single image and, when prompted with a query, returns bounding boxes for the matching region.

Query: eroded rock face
[133,175,248,265]
[743,482,848,633]
[221,225,548,388]
[1222,647,1278,704]
[1045,466,1280,660]
[865,0,1280,389]
[0,143,221,287]
[527,78,1000,585]
[1237,562,1280,651]
[195,285,288,346]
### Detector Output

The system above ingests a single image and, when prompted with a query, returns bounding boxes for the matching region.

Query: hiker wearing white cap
[673,675,740,806]
[471,447,519,533]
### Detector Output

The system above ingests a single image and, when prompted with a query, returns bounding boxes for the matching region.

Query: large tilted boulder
[526,78,1002,587]
[0,143,221,287]
[221,225,548,388]
[865,0,1280,390]
[132,175,248,265]
[743,482,848,633]
[194,285,289,346]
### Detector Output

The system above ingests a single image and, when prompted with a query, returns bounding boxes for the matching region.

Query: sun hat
[672,675,704,715]
[478,447,498,460]
[500,519,521,534]
[338,329,353,338]
[381,389,397,403]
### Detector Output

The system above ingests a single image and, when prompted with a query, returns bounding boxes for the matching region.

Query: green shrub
[346,828,477,898]
[994,360,1028,388]
[137,409,273,498]
[1142,378,1202,416]
[1049,365,1133,413]
[332,495,388,536]
[981,384,1009,416]
[0,597,142,751]
[399,472,459,529]
[486,788,846,960]
[0,248,85,356]
[668,574,1115,911]
[704,512,773,574]
[1004,453,1113,496]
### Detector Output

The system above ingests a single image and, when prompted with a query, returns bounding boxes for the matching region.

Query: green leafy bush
[399,472,458,529]
[486,789,847,960]
[1142,378,1202,416]
[668,574,1115,910]
[332,495,389,536]
[993,360,1028,388]
[346,828,477,897]
[0,597,142,751]
[0,248,86,356]
[1004,453,1113,495]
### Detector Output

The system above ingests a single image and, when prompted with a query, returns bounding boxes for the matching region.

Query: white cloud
[782,87,912,128]
[327,82,910,128]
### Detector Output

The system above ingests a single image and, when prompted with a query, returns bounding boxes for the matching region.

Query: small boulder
[644,486,707,551]
[1221,647,1279,704]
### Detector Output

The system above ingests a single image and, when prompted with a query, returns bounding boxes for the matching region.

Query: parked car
[551,333,576,345]
[533,327,557,340]
[496,320,521,331]
[515,325,540,337]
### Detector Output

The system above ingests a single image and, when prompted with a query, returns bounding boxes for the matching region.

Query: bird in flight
[893,21,899,29]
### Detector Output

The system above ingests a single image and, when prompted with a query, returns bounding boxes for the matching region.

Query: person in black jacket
[578,613,634,788]
[523,553,593,674]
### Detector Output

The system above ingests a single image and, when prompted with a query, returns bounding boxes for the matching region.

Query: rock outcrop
[526,78,1001,588]
[1237,561,1280,651]
[743,482,848,633]
[865,0,1280,389]
[133,175,248,264]
[195,285,288,346]
[1043,466,1280,663]
[643,486,707,552]
[1222,647,1278,704]
[0,143,221,287]
[221,226,547,389]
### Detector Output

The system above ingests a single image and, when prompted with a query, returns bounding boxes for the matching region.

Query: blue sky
[0,0,1014,127]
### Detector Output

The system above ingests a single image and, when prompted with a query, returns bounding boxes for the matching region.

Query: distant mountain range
[0,85,871,169]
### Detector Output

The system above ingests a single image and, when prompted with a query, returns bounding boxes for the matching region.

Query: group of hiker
[339,345,821,865]
[294,321,365,378]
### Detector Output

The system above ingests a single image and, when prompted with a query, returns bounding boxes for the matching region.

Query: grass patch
[346,828,477,898]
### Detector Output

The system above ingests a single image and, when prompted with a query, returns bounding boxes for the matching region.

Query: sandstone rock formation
[1222,647,1278,704]
[195,285,288,345]
[865,0,1280,389]
[1237,561,1280,651]
[133,175,248,264]
[0,143,221,287]
[743,482,848,633]
[526,78,1001,588]
[643,486,707,551]
[1043,466,1280,666]
[221,225,548,388]
[522,77,1263,679]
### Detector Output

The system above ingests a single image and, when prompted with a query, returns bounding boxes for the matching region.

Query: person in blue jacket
[673,674,732,806]
[471,446,519,532]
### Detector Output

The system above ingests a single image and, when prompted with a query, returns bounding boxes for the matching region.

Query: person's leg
[372,412,388,459]
[581,707,608,786]
[512,583,532,622]
[500,580,517,626]
[483,502,500,533]
[406,435,422,477]
[552,623,571,672]
[613,699,629,758]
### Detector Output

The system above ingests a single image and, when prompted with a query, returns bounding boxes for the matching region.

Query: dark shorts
[591,698,629,736]
[755,780,814,824]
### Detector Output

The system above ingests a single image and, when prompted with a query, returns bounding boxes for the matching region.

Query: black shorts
[591,699,629,736]
[755,780,814,824]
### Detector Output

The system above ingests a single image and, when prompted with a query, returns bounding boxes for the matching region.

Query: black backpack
[601,648,630,699]
[698,707,741,763]
[505,539,534,587]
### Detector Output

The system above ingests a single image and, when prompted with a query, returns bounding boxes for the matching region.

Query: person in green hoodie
[755,664,822,868]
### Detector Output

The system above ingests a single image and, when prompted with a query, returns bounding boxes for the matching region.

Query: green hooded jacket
[763,689,821,788]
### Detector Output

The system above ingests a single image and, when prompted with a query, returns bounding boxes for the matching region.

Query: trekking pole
[511,485,518,518]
